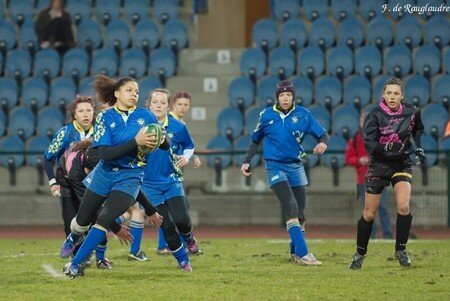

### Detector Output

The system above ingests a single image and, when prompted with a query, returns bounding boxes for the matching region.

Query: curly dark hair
[65,95,97,124]
[93,75,136,107]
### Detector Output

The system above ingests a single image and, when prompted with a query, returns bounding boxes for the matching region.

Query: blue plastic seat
[420,134,438,167]
[404,75,430,107]
[432,74,450,106]
[18,20,38,51]
[395,16,422,49]
[21,77,48,111]
[303,0,328,21]
[8,107,35,139]
[252,18,278,53]
[245,106,262,134]
[228,76,255,110]
[298,46,325,78]
[384,45,412,77]
[240,48,266,80]
[0,20,16,51]
[217,107,244,141]
[91,48,118,76]
[0,135,25,168]
[344,75,371,108]
[36,0,50,10]
[124,0,149,25]
[105,19,131,50]
[331,0,357,20]
[25,134,51,166]
[0,109,5,136]
[234,134,261,167]
[355,45,382,79]
[6,49,31,80]
[443,47,450,74]
[66,0,91,25]
[153,0,179,24]
[326,46,353,79]
[390,0,417,20]
[281,19,307,53]
[137,76,163,107]
[309,17,336,50]
[367,16,393,49]
[49,76,76,107]
[301,135,320,167]
[308,105,331,133]
[134,19,160,52]
[338,16,364,49]
[9,0,34,26]
[321,134,347,168]
[268,46,296,79]
[315,75,342,109]
[413,44,440,78]
[273,0,300,21]
[62,48,89,79]
[421,103,448,138]
[331,104,359,139]
[95,0,120,24]
[257,75,278,107]
[205,136,232,169]
[149,47,176,81]
[162,19,188,50]
[120,48,148,78]
[441,137,450,154]
[36,106,64,137]
[79,76,95,97]
[372,74,391,100]
[291,76,313,107]
[76,18,102,51]
[33,49,60,80]
[359,0,382,20]
[425,15,450,47]
[0,77,19,110]
[417,0,444,19]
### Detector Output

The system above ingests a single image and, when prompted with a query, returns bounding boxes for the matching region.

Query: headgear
[276,80,295,100]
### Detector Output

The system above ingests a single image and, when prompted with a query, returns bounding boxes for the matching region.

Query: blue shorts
[83,162,144,199]
[265,161,308,188]
[141,181,185,207]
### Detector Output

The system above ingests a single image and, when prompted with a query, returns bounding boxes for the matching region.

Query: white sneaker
[292,253,322,266]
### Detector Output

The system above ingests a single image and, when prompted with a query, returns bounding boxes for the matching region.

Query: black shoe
[349,253,366,270]
[395,250,411,267]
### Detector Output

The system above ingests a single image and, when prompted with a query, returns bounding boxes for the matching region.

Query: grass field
[0,238,449,301]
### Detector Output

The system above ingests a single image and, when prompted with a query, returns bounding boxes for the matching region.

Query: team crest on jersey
[137,118,145,125]
[269,120,274,124]
[110,122,115,128]
[292,116,298,123]
[168,132,174,139]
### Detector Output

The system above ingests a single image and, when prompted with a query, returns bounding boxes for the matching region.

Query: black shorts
[365,157,412,194]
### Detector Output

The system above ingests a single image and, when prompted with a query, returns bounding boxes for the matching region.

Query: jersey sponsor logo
[137,118,145,126]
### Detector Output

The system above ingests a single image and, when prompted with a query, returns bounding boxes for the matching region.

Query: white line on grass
[42,264,65,278]
[266,239,441,244]
[0,252,58,259]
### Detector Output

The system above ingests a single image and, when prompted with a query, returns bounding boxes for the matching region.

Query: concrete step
[177,48,243,76]
[166,75,236,93]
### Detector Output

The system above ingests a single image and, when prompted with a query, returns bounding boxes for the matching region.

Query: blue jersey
[93,106,158,169]
[143,115,194,184]
[44,121,94,163]
[252,105,326,163]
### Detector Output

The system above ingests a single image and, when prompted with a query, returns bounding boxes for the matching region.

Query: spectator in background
[35,0,74,55]
[444,120,450,138]
[345,112,393,239]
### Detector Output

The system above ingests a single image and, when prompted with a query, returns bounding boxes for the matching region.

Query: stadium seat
[120,48,148,78]
[355,45,382,80]
[321,134,347,168]
[245,106,262,134]
[137,76,163,107]
[390,0,417,20]
[228,76,255,111]
[91,48,118,76]
[420,134,438,167]
[7,106,35,140]
[257,75,279,107]
[303,0,328,21]
[0,135,25,168]
[217,107,244,141]
[18,20,38,53]
[417,0,444,19]
[331,0,357,20]
[413,44,440,79]
[359,0,382,20]
[79,76,95,97]
[297,46,325,79]
[252,18,278,54]
[153,0,179,24]
[234,135,260,167]
[315,75,342,110]
[62,48,89,80]
[337,16,364,49]
[291,76,313,107]
[432,74,450,108]
[0,20,17,52]
[441,137,450,154]
[149,47,176,85]
[5,49,32,81]
[123,0,149,25]
[133,19,160,53]
[95,0,120,24]
[25,134,51,167]
[0,77,19,111]
[301,135,320,167]
[66,0,91,25]
[367,16,393,49]
[36,106,64,137]
[308,105,331,133]
[309,17,336,50]
[76,18,102,51]
[268,46,296,79]
[240,48,266,82]
[105,19,131,51]
[273,0,300,21]
[8,0,34,26]
[395,15,422,49]
[331,104,359,140]
[33,49,60,81]
[205,135,232,170]
[403,75,430,107]
[162,19,188,51]
[343,75,371,108]
[384,45,412,77]
[0,1,4,21]
[326,46,353,80]
[443,47,450,74]
[425,15,450,47]
[421,103,448,138]
[21,77,48,112]
[280,19,307,54]
[49,76,76,108]
[0,109,5,136]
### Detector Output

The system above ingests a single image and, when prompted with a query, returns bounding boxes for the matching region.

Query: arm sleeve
[412,110,424,148]
[109,221,122,234]
[98,139,137,161]
[318,132,329,144]
[136,190,157,216]
[243,141,259,164]
[363,112,384,154]
[345,138,359,167]
[43,156,56,181]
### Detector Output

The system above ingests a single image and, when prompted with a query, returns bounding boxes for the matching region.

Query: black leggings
[271,181,306,221]
[60,187,82,237]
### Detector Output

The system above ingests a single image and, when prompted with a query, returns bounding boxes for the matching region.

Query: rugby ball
[138,123,163,154]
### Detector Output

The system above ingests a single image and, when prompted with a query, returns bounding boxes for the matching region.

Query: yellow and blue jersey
[93,106,158,169]
[252,105,326,163]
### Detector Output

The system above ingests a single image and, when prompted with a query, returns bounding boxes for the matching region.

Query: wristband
[49,178,57,186]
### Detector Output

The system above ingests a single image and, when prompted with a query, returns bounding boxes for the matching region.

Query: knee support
[70,217,90,235]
